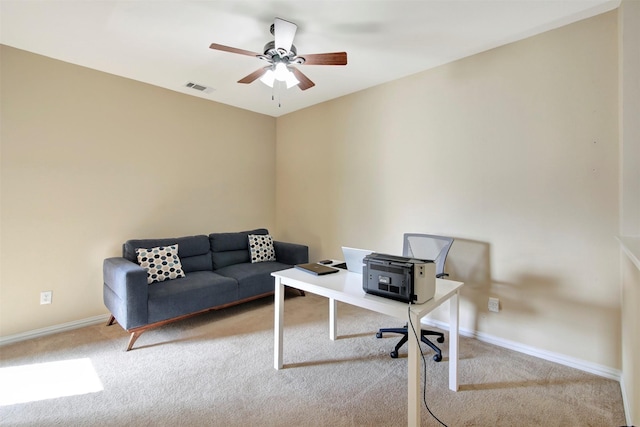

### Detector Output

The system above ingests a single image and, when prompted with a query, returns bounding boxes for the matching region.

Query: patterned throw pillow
[136,244,186,284]
[248,234,276,263]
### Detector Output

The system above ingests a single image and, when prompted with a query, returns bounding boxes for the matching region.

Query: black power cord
[407,304,448,427]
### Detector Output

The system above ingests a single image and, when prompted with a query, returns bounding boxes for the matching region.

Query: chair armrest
[103,257,148,330]
[273,241,309,265]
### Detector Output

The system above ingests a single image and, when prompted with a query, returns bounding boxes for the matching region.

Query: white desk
[272,267,463,427]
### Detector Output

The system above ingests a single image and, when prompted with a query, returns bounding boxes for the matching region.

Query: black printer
[362,253,436,304]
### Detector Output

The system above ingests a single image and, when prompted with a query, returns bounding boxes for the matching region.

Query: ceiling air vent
[184,82,214,94]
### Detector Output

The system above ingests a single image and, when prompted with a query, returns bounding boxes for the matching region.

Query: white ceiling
[0,0,619,117]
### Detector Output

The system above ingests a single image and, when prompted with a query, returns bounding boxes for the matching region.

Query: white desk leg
[449,291,460,391]
[407,309,420,427]
[274,277,284,370]
[329,298,337,340]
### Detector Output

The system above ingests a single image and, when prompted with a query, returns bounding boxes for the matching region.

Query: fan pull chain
[270,80,282,108]
[277,80,281,107]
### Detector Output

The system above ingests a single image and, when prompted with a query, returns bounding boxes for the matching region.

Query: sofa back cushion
[123,235,212,273]
[209,228,268,269]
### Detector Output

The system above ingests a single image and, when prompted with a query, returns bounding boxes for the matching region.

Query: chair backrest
[402,233,454,278]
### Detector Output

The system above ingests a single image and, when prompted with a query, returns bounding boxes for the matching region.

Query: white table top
[272,267,464,320]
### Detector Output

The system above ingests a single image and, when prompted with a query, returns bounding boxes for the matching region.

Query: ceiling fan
[209,17,347,91]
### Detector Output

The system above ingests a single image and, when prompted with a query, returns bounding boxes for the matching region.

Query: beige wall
[0,45,276,336]
[619,0,640,424]
[621,252,639,424]
[276,12,620,368]
[620,0,640,238]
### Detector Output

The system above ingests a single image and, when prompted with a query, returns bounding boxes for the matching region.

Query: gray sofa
[103,228,308,350]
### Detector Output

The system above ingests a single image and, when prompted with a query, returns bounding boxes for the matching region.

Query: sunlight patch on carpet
[0,358,103,405]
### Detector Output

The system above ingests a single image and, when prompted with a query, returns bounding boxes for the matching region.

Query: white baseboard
[421,318,622,381]
[619,377,633,427]
[0,314,111,347]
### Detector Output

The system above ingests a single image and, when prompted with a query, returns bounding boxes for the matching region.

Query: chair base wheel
[378,327,444,362]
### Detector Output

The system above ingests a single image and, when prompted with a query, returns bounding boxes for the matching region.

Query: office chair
[376,233,454,361]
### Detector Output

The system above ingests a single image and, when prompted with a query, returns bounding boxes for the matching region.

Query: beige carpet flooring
[0,290,627,426]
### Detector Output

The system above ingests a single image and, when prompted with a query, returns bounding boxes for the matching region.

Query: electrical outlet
[40,291,52,305]
[488,297,500,313]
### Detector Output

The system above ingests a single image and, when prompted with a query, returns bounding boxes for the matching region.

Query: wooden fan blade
[299,52,347,66]
[238,67,269,84]
[209,43,261,58]
[290,67,315,90]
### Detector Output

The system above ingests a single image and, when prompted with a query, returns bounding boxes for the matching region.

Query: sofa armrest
[273,241,309,265]
[103,257,148,330]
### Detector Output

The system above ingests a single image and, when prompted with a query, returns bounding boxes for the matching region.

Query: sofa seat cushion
[215,261,291,299]
[147,271,237,324]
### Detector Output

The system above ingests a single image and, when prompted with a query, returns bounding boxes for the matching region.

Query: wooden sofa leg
[126,331,143,352]
[106,315,142,351]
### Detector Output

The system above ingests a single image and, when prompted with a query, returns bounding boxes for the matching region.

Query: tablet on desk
[295,263,339,276]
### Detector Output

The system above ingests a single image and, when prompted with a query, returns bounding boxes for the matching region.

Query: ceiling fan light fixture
[274,62,289,81]
[259,69,276,87]
[284,69,299,89]
[260,65,298,89]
